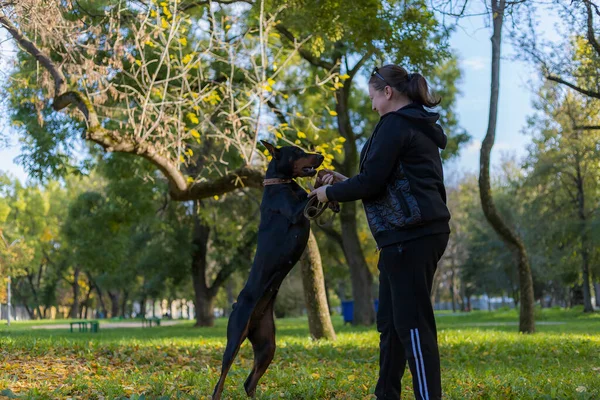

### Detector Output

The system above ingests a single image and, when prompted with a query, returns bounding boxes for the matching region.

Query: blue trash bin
[341,299,379,324]
[341,300,354,324]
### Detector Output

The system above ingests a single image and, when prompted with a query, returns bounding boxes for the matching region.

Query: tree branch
[275,25,334,70]
[171,166,264,201]
[546,75,600,99]
[1,12,264,202]
[584,0,600,57]
[0,15,66,96]
[179,0,254,12]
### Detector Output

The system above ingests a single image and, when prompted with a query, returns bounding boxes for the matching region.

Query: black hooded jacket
[326,103,451,248]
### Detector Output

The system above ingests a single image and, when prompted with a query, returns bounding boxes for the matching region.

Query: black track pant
[375,233,449,400]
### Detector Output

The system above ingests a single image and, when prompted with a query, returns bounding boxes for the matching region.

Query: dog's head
[261,140,324,178]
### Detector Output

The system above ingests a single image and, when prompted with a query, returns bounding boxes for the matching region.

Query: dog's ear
[260,140,281,160]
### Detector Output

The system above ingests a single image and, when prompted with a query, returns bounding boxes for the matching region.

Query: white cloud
[462,56,488,71]
[465,139,482,154]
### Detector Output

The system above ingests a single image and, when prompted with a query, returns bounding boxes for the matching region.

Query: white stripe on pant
[411,328,429,400]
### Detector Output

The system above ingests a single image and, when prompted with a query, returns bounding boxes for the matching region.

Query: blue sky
[0,7,558,184]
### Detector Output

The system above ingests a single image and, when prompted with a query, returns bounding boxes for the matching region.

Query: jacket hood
[389,103,447,150]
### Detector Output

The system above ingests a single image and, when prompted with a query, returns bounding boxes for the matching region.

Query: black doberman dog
[212,141,324,400]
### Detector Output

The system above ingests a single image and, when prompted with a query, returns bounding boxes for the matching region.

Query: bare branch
[546,75,600,99]
[584,0,600,57]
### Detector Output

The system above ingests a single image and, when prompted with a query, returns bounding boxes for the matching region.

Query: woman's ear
[385,86,393,100]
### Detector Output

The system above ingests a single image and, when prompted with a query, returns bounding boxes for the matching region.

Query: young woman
[309,65,450,400]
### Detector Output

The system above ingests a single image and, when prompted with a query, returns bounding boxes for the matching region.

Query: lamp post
[6,276,10,326]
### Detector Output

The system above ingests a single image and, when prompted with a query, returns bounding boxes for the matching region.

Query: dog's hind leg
[244,295,277,397]
[212,299,255,400]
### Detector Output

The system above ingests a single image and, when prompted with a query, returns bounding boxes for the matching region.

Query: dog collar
[263,178,293,186]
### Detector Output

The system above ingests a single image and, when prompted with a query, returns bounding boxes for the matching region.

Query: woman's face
[368,84,392,116]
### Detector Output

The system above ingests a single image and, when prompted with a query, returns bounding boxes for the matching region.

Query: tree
[1,0,336,336]
[266,0,468,325]
[475,0,536,333]
[523,83,600,312]
[513,0,600,101]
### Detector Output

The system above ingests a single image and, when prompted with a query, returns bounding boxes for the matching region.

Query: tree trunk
[25,272,43,320]
[108,291,120,318]
[300,229,336,340]
[70,268,80,319]
[191,200,215,327]
[478,0,535,333]
[225,280,235,317]
[333,77,375,326]
[121,289,129,318]
[339,204,375,325]
[594,282,600,309]
[87,273,107,318]
[450,267,456,313]
[574,160,594,312]
[140,295,147,319]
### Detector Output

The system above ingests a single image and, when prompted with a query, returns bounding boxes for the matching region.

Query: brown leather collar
[263,178,293,186]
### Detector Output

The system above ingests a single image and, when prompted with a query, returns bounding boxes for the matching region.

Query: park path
[31,320,184,330]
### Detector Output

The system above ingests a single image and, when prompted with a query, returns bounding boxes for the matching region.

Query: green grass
[1,308,599,399]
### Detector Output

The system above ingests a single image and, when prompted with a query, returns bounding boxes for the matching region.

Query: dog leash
[262,178,333,222]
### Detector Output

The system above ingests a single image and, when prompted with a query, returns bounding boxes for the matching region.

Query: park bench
[141,317,161,327]
[69,320,99,333]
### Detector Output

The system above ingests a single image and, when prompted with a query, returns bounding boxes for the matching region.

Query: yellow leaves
[329,110,338,116]
[348,374,356,381]
[213,195,220,201]
[267,78,276,86]
[338,137,347,143]
[161,17,169,29]
[182,54,192,64]
[263,85,273,92]
[187,113,199,124]
[273,63,278,71]
[185,148,194,156]
[150,9,157,18]
[178,37,187,46]
[275,132,283,139]
[186,176,194,184]
[203,91,222,105]
[282,94,289,99]
[294,139,301,145]
[135,60,142,66]
[296,112,302,117]
[162,6,172,19]
[189,129,200,139]
[179,155,185,163]
[40,228,53,242]
[340,73,350,80]
[225,24,231,30]
[145,40,155,47]
[311,373,320,379]
[297,131,306,139]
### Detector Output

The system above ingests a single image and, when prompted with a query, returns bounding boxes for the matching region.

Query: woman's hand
[321,169,348,185]
[308,185,330,203]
